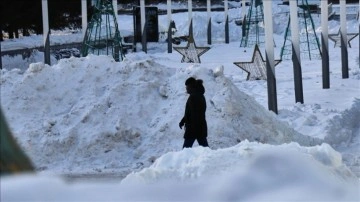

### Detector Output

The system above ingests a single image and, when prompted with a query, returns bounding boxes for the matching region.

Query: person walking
[179,77,209,148]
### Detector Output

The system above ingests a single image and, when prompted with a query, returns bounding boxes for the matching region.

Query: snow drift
[1,54,322,175]
[1,141,358,201]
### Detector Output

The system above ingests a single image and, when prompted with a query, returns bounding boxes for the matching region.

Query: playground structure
[81,0,124,61]
[240,0,265,48]
[0,0,356,115]
[2,1,355,65]
[280,0,322,60]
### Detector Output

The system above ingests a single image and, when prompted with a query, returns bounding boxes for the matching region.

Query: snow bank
[325,98,360,147]
[1,54,321,175]
[122,140,356,184]
[1,141,358,202]
[324,98,360,176]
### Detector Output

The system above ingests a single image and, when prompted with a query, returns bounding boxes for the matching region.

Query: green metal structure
[81,0,124,61]
[280,0,321,60]
[240,0,265,47]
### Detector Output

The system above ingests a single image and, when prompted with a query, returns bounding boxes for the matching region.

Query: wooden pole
[188,0,193,35]
[207,0,212,45]
[242,0,246,19]
[81,0,87,37]
[167,0,172,53]
[140,0,147,53]
[167,0,172,25]
[41,0,50,65]
[113,0,118,20]
[321,0,330,88]
[225,0,229,43]
[263,0,278,114]
[0,41,2,69]
[290,0,304,103]
[340,0,348,78]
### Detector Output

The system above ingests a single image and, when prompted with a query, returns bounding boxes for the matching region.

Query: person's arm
[179,98,190,129]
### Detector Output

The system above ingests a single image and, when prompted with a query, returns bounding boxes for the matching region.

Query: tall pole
[263,1,278,114]
[167,0,172,24]
[113,0,118,20]
[188,0,193,35]
[41,0,50,65]
[290,0,304,104]
[225,0,229,43]
[242,0,246,19]
[0,41,2,69]
[81,0,87,37]
[321,0,330,88]
[42,0,49,46]
[242,0,247,38]
[167,0,172,53]
[340,0,348,78]
[140,0,147,53]
[207,0,212,45]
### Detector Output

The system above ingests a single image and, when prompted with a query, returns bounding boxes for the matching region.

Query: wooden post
[225,0,229,43]
[0,41,2,69]
[207,0,212,45]
[140,0,147,53]
[44,32,50,65]
[321,0,330,88]
[188,0,193,35]
[113,0,117,17]
[340,0,348,78]
[113,0,119,61]
[241,0,246,19]
[290,0,304,104]
[241,0,247,43]
[263,1,278,114]
[81,0,87,37]
[41,0,50,65]
[167,0,172,53]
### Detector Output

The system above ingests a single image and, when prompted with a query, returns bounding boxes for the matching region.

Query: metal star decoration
[234,44,281,80]
[173,34,210,63]
[328,30,359,48]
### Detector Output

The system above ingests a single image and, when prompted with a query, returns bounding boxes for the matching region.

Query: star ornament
[328,30,359,48]
[173,35,210,63]
[234,44,281,80]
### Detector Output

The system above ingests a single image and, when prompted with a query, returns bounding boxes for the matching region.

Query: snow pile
[325,99,360,147]
[122,141,356,184]
[1,141,358,201]
[1,54,321,175]
[324,99,360,176]
[0,1,359,200]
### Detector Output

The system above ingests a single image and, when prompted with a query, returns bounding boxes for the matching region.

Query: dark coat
[180,85,207,138]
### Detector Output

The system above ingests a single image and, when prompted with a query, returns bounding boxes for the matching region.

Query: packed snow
[1,0,359,201]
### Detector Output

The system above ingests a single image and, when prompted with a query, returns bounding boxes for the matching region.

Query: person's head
[185,77,196,94]
[185,77,205,94]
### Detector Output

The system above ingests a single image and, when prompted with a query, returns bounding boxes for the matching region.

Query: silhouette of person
[179,77,209,148]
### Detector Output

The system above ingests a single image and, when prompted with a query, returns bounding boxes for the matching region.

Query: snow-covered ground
[1,1,359,201]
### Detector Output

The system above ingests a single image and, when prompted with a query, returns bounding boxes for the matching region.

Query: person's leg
[197,137,209,147]
[183,138,196,148]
